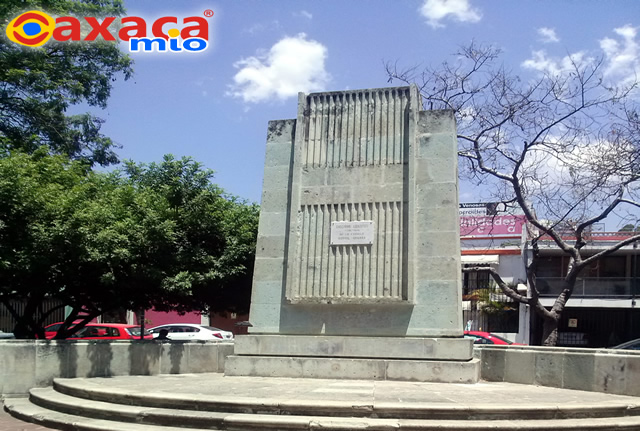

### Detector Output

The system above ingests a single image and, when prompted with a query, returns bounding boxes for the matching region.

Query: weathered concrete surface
[476,345,640,397]
[0,340,233,397]
[234,334,473,360]
[5,374,640,430]
[224,355,480,383]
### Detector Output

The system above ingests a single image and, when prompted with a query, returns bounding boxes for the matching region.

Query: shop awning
[461,255,500,265]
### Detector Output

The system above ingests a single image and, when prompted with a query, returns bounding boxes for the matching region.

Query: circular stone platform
[5,373,640,430]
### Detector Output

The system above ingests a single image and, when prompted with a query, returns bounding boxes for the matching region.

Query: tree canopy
[0,150,258,339]
[388,43,640,345]
[0,0,133,166]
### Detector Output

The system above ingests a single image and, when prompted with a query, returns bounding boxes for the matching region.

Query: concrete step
[29,387,229,429]
[52,377,640,421]
[7,394,640,431]
[3,398,217,431]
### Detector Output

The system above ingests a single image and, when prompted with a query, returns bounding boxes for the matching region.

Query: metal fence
[536,277,640,297]
[0,299,66,333]
[553,307,640,348]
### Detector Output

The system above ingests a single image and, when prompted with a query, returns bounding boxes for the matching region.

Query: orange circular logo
[6,10,55,47]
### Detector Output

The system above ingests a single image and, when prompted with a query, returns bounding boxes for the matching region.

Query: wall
[0,340,233,397]
[475,345,640,397]
[3,340,639,399]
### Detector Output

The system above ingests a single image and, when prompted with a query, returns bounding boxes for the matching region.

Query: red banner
[460,215,526,236]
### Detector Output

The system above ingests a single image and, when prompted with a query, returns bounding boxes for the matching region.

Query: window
[463,265,491,296]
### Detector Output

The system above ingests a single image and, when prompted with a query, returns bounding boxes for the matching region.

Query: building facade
[460,203,640,347]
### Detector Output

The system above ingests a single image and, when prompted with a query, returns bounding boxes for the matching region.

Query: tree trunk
[542,314,560,346]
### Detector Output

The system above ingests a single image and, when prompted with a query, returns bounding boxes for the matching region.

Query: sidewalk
[0,402,57,431]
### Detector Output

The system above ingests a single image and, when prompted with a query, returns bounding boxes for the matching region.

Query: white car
[149,324,234,341]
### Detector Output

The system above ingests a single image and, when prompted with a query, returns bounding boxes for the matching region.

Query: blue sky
[94,0,640,218]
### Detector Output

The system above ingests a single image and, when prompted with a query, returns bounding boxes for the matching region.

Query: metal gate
[0,299,66,333]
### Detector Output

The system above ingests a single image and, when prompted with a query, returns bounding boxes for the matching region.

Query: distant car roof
[612,338,640,350]
[151,323,201,327]
[149,323,226,331]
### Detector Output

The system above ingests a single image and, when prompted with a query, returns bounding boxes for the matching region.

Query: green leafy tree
[0,0,132,166]
[0,151,258,339]
[122,155,260,316]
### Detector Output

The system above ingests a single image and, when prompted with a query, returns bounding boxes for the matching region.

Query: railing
[536,277,640,297]
[538,231,639,243]
[0,299,66,333]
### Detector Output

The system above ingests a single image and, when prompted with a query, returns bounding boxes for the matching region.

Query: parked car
[0,330,15,339]
[43,321,83,339]
[464,331,524,345]
[611,338,640,351]
[149,323,234,341]
[44,322,152,340]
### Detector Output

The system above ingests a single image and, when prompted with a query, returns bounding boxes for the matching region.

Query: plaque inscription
[330,221,374,245]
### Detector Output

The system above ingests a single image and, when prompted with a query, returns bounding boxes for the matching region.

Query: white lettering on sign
[330,221,374,245]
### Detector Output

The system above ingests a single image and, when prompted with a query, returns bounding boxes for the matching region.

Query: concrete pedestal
[225,335,480,383]
[232,86,475,384]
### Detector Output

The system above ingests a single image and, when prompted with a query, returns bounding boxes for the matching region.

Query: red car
[44,322,152,340]
[464,331,524,345]
[43,321,83,339]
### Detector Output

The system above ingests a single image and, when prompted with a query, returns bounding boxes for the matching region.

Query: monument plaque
[225,85,480,383]
[330,221,374,245]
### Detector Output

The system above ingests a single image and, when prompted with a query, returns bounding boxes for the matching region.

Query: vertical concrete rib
[367,91,379,166]
[363,203,371,298]
[315,204,324,296]
[320,95,330,168]
[327,96,335,168]
[307,96,316,167]
[298,206,307,298]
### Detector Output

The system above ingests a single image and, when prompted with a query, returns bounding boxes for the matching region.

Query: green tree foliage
[0,151,258,338]
[0,0,133,166]
[122,155,260,316]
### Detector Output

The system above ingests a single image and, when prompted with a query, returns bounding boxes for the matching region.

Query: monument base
[224,335,480,383]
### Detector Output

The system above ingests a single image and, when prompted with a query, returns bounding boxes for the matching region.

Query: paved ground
[0,404,57,431]
[4,373,640,429]
[53,373,640,407]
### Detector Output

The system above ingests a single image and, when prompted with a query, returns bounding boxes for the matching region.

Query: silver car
[0,330,15,339]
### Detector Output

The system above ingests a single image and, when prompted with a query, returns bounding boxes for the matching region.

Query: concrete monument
[225,85,479,382]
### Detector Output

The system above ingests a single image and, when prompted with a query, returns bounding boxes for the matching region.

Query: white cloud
[537,27,559,43]
[521,50,591,76]
[600,25,640,85]
[523,26,640,86]
[229,34,329,104]
[419,0,481,29]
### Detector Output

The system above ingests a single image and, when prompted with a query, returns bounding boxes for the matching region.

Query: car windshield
[489,334,514,344]
[46,323,62,332]
[204,326,223,331]
[126,327,152,336]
